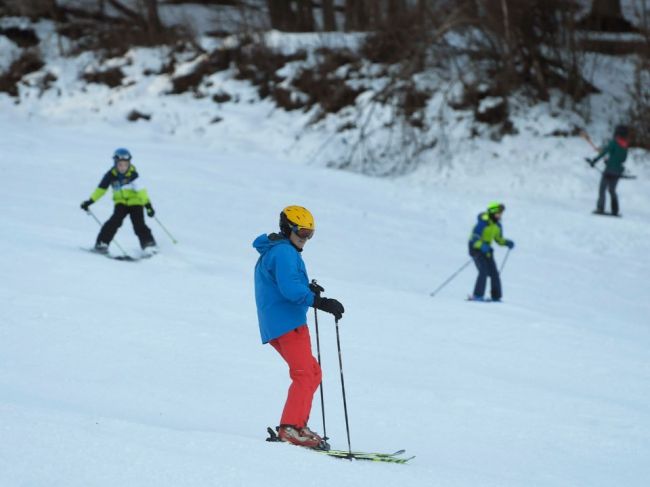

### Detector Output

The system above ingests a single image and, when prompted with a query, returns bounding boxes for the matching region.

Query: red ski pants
[270,325,322,428]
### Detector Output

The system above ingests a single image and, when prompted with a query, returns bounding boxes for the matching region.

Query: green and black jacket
[88,165,150,206]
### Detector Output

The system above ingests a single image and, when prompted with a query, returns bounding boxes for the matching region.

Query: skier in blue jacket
[253,205,344,449]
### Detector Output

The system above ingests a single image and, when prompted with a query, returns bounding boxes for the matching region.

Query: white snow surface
[2,20,650,487]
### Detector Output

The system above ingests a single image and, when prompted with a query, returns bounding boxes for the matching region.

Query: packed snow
[1,16,650,487]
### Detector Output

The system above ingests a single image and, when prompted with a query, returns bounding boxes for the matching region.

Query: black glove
[313,295,345,321]
[585,157,595,167]
[81,199,93,211]
[145,202,155,217]
[309,281,325,297]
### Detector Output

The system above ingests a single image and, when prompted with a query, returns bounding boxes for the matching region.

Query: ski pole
[311,281,328,441]
[154,216,178,244]
[585,161,637,180]
[85,209,130,259]
[579,129,599,152]
[334,318,353,457]
[500,248,511,274]
[430,259,473,297]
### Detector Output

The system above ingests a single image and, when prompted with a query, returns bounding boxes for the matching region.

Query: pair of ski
[83,247,157,262]
[266,427,413,464]
[314,447,414,464]
[592,210,621,218]
[466,295,500,303]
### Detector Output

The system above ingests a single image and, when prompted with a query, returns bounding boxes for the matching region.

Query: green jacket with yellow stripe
[89,165,150,206]
[469,212,507,252]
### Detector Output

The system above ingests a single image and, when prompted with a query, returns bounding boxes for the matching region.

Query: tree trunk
[141,0,163,42]
[344,0,357,30]
[322,0,336,31]
[367,0,383,28]
[582,0,634,32]
[345,0,368,31]
[590,0,622,17]
[387,0,406,18]
[268,0,285,30]
[296,0,314,32]
[267,0,297,31]
[46,0,64,21]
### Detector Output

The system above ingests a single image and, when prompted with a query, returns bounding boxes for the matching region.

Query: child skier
[468,202,515,302]
[253,206,344,449]
[80,148,157,253]
[586,124,629,216]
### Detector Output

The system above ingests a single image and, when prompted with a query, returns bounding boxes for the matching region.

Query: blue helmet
[113,148,132,163]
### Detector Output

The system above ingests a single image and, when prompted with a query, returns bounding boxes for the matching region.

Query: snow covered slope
[1,93,650,486]
[2,13,650,485]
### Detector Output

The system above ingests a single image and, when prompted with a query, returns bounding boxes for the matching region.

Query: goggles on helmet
[113,148,132,162]
[291,225,314,239]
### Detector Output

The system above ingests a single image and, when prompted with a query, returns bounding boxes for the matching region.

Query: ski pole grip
[309,279,325,295]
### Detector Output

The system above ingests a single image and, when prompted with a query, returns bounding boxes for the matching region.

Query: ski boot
[273,425,330,450]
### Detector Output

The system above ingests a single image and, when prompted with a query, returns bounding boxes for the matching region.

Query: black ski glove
[313,295,345,321]
[145,202,155,217]
[585,157,596,167]
[81,199,93,211]
[309,281,325,297]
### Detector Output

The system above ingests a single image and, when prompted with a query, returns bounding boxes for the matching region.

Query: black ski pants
[97,204,155,249]
[471,250,502,300]
[597,173,621,215]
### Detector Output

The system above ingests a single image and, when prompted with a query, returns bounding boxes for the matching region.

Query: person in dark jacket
[468,202,515,302]
[80,148,157,253]
[587,125,629,216]
[253,206,344,449]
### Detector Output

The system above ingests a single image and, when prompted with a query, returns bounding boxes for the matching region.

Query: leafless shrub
[233,43,306,100]
[82,66,125,87]
[1,0,62,19]
[0,50,45,97]
[170,48,236,94]
[326,2,464,174]
[459,0,598,105]
[0,27,40,48]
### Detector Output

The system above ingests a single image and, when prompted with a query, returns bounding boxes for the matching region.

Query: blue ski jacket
[253,233,315,344]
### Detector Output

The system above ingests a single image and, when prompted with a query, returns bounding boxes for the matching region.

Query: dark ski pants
[269,325,322,429]
[471,251,502,300]
[597,173,621,215]
[97,204,155,249]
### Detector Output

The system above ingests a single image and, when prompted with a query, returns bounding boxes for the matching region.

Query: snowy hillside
[2,15,650,487]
